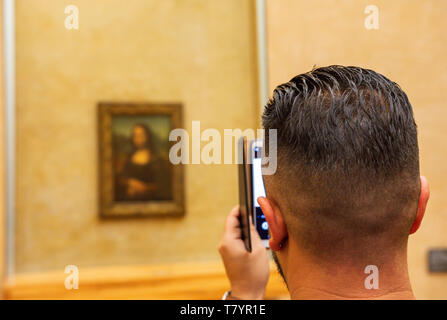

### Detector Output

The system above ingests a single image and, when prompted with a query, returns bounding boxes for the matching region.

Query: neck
[279,240,415,300]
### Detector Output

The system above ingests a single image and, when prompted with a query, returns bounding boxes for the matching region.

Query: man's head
[259,66,429,274]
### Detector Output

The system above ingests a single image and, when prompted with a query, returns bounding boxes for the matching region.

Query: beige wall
[15,0,258,273]
[266,0,447,299]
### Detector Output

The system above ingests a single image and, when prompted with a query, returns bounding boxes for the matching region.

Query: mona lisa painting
[98,103,184,217]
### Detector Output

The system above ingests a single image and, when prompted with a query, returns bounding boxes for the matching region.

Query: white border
[3,0,15,277]
[255,0,269,114]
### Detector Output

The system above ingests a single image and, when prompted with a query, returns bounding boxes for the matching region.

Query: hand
[218,205,270,300]
[127,178,149,196]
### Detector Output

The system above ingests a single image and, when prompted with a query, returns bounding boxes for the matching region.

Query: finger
[224,206,242,239]
[250,221,264,248]
[229,205,240,218]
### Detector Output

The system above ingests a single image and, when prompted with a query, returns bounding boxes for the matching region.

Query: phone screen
[252,143,270,242]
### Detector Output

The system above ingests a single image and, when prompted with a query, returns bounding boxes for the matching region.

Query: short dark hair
[262,66,420,262]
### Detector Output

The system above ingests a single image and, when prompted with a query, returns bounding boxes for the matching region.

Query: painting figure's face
[132,125,147,148]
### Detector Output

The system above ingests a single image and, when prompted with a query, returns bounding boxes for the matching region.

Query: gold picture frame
[98,102,184,217]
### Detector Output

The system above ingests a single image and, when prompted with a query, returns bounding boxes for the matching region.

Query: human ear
[257,196,288,251]
[410,176,430,234]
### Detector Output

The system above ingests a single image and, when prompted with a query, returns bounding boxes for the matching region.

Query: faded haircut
[262,65,420,262]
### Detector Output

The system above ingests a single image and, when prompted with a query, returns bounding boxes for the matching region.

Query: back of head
[262,65,420,263]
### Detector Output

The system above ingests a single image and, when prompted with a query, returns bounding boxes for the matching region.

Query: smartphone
[237,136,252,252]
[250,139,270,248]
